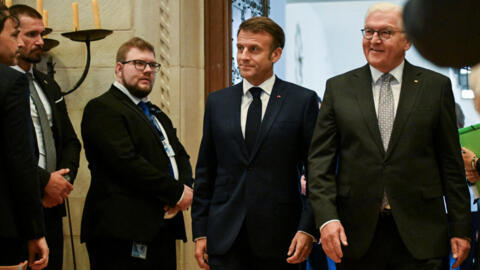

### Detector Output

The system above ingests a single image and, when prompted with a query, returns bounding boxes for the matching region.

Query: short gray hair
[365,2,404,30]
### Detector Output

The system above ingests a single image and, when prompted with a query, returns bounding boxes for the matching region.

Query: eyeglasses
[121,59,161,72]
[361,28,404,41]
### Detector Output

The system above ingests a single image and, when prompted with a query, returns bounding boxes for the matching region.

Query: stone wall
[11,0,204,269]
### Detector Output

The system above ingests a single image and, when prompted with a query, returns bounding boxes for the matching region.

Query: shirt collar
[113,80,149,105]
[369,60,404,84]
[11,65,33,75]
[242,75,275,96]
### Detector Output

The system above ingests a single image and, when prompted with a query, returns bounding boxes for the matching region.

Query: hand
[466,169,480,183]
[462,147,476,169]
[42,169,73,208]
[28,237,49,270]
[177,185,193,211]
[194,238,210,269]
[163,205,181,219]
[286,231,313,264]
[320,221,348,263]
[451,237,470,269]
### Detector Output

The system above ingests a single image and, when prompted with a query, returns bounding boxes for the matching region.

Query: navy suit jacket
[192,77,319,258]
[0,64,44,240]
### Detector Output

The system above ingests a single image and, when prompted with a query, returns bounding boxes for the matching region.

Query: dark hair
[116,37,155,63]
[0,3,19,33]
[238,16,285,52]
[9,4,42,20]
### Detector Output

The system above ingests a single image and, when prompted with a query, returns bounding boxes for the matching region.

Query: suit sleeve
[81,100,184,206]
[298,92,320,237]
[3,73,45,239]
[308,80,341,228]
[435,78,471,238]
[191,96,217,239]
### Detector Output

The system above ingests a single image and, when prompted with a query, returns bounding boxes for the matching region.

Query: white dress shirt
[240,75,275,137]
[11,65,52,170]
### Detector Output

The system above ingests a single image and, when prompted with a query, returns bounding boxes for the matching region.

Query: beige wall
[12,0,204,269]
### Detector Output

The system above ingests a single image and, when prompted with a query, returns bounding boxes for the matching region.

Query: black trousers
[0,238,27,265]
[44,209,64,270]
[86,230,176,270]
[208,222,300,270]
[337,212,447,270]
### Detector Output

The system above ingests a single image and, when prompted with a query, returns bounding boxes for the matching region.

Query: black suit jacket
[0,64,44,240]
[32,69,81,218]
[80,85,193,243]
[192,77,319,259]
[308,61,471,259]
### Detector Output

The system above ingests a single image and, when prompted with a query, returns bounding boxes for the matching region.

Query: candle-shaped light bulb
[92,0,101,29]
[72,2,79,31]
[5,0,12,8]
[43,10,48,28]
[36,0,43,14]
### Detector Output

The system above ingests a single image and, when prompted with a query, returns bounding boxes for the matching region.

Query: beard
[19,47,43,63]
[122,77,152,98]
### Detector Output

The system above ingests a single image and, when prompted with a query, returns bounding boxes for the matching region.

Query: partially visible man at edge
[0,3,48,269]
[308,2,471,270]
[9,5,81,270]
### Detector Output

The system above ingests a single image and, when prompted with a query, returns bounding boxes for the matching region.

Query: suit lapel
[353,65,386,155]
[386,61,423,157]
[110,86,164,146]
[248,77,287,161]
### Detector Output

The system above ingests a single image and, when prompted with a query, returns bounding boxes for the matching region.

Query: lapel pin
[277,95,281,98]
[44,80,48,84]
[413,79,419,84]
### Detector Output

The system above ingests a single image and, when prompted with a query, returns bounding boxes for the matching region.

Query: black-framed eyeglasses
[121,59,161,72]
[361,28,404,41]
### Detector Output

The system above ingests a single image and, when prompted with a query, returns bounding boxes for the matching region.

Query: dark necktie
[245,87,262,154]
[26,72,57,172]
[138,101,174,176]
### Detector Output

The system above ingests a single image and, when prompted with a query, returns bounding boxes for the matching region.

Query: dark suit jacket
[192,77,319,259]
[0,64,44,240]
[32,69,81,218]
[80,85,193,243]
[308,61,471,260]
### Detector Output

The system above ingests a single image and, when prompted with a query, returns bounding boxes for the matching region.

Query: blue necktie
[138,101,174,177]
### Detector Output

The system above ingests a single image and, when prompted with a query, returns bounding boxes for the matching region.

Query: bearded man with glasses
[308,2,471,270]
[80,37,194,270]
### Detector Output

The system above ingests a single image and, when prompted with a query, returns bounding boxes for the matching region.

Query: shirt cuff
[298,230,317,243]
[319,219,341,232]
[194,236,207,242]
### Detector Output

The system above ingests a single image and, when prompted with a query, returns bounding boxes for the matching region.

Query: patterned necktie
[245,87,262,154]
[378,73,394,151]
[378,73,394,210]
[26,72,57,172]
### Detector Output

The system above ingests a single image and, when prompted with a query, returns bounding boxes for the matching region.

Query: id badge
[164,144,176,157]
[131,241,148,259]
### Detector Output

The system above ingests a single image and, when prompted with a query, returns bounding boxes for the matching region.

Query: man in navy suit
[0,4,48,269]
[192,17,319,270]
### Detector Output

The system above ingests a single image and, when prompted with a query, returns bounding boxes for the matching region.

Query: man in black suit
[10,5,81,270]
[0,4,48,269]
[81,37,193,270]
[192,17,318,270]
[308,3,471,270]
